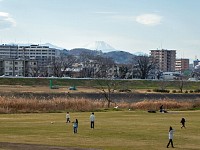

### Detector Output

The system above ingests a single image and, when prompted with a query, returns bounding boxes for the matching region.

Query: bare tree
[93,56,115,78]
[27,65,40,77]
[51,57,63,77]
[118,65,128,79]
[135,55,157,79]
[51,55,77,77]
[177,76,186,93]
[96,79,118,108]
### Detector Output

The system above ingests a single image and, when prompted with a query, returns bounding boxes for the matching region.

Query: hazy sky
[0,0,200,60]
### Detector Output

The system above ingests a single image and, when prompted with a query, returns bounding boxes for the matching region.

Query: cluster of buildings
[150,49,191,73]
[0,44,199,79]
[0,44,60,77]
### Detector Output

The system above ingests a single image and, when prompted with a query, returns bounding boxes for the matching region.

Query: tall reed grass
[0,96,199,113]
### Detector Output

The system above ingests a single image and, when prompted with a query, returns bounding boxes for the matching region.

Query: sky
[0,0,200,61]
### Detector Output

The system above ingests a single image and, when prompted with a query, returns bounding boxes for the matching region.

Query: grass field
[0,111,200,150]
[0,78,200,91]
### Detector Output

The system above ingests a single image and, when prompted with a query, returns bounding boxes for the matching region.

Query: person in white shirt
[66,112,70,123]
[90,112,95,129]
[167,126,175,148]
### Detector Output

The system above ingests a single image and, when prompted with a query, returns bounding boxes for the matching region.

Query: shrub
[153,89,170,93]
[146,89,151,92]
[119,89,131,93]
[190,90,194,93]
[194,89,200,93]
[172,90,176,93]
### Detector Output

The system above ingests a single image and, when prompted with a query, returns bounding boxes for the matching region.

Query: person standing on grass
[72,119,78,134]
[167,126,175,148]
[160,105,163,112]
[75,119,78,131]
[66,112,70,123]
[90,112,95,129]
[180,117,186,128]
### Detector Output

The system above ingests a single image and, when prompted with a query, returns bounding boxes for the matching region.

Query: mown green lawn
[0,111,200,150]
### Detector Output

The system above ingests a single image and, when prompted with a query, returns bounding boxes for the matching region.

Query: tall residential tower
[150,49,176,72]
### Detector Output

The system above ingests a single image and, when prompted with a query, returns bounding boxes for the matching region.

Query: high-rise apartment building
[175,58,189,73]
[150,49,176,72]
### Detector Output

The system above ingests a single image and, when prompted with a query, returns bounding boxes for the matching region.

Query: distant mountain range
[66,41,146,64]
[62,48,136,64]
[8,41,147,64]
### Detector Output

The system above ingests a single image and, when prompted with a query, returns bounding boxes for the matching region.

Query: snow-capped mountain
[133,52,148,56]
[82,41,116,52]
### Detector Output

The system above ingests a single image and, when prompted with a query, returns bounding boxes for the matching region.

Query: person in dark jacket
[160,105,163,112]
[180,117,186,128]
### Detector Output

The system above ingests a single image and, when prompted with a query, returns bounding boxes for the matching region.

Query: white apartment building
[0,44,59,60]
[0,44,18,58]
[17,45,59,60]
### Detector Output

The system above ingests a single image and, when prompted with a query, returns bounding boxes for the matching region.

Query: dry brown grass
[129,99,195,110]
[0,95,200,114]
[116,99,200,110]
[0,96,108,113]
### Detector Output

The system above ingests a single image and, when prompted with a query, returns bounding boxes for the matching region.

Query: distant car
[62,76,71,79]
[0,75,5,78]
[188,78,197,81]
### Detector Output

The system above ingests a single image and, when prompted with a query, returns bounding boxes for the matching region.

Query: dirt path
[0,142,99,150]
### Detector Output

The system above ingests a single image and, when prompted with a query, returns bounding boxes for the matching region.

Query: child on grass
[72,119,78,134]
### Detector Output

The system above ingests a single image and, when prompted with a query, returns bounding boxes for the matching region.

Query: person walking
[90,112,95,129]
[180,117,186,128]
[66,112,70,123]
[167,126,175,148]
